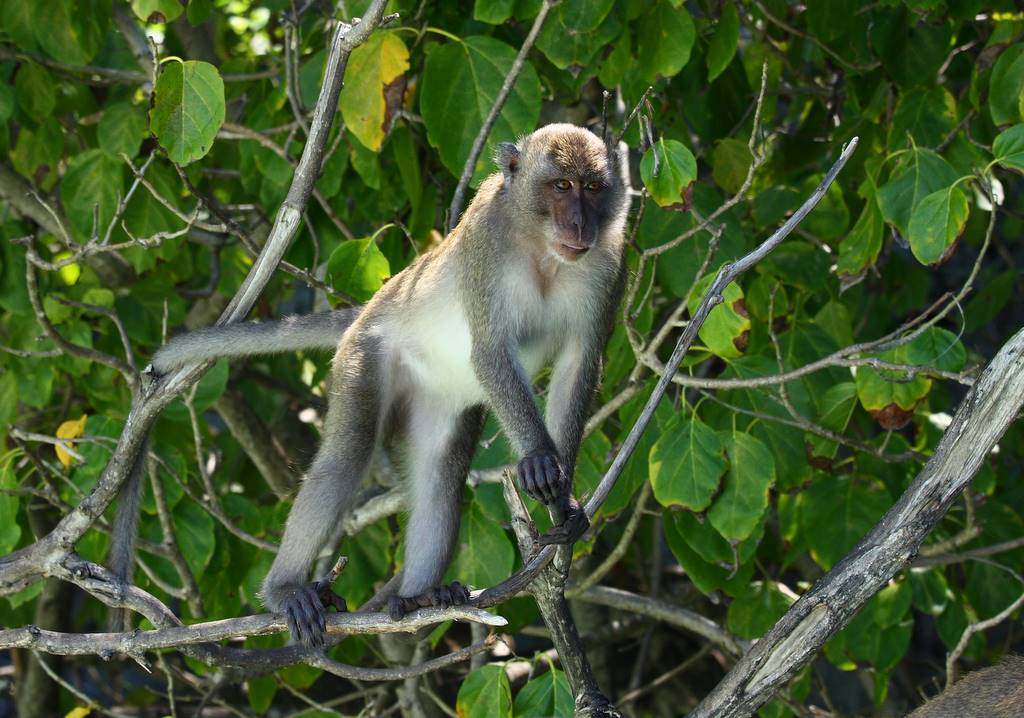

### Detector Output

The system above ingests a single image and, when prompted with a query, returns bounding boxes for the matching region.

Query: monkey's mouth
[557,242,589,259]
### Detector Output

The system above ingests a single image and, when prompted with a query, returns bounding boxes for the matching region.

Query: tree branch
[689,324,1024,718]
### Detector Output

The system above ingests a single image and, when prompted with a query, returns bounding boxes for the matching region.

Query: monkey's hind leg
[261,335,383,648]
[389,403,484,621]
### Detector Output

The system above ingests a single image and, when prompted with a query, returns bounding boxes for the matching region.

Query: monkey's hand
[516,449,566,504]
[388,581,470,621]
[539,495,590,546]
[281,580,347,650]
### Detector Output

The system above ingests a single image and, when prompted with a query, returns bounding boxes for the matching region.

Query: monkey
[145,123,630,648]
[906,656,1024,717]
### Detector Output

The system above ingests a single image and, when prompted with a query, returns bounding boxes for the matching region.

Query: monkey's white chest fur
[391,261,585,409]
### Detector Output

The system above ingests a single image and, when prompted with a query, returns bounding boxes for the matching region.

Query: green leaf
[450,496,514,588]
[877,148,958,236]
[889,87,956,149]
[61,150,125,243]
[706,1,739,82]
[662,510,757,596]
[640,138,697,209]
[649,414,726,511]
[187,0,213,24]
[636,1,695,83]
[420,36,541,186]
[132,0,182,23]
[15,64,56,122]
[0,83,14,124]
[172,501,215,578]
[711,138,752,195]
[474,0,515,24]
[0,457,21,554]
[150,60,225,165]
[707,430,774,541]
[536,0,621,72]
[992,123,1024,173]
[247,674,277,714]
[164,360,229,421]
[513,667,572,717]
[686,274,750,359]
[906,185,969,265]
[800,475,890,570]
[726,582,793,639]
[98,102,149,158]
[2,1,38,51]
[0,371,18,428]
[989,44,1024,126]
[326,237,391,302]
[12,117,63,180]
[903,327,966,372]
[837,196,883,283]
[872,580,912,628]
[457,665,513,718]
[35,0,110,65]
[339,32,409,152]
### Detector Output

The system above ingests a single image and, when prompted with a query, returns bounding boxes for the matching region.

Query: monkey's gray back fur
[150,308,360,373]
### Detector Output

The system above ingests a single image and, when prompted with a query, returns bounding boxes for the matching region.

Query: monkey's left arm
[538,340,602,544]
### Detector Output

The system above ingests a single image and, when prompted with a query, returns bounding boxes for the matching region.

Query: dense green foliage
[1,1,1023,716]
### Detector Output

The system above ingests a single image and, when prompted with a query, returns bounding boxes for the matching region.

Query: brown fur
[906,657,1024,717]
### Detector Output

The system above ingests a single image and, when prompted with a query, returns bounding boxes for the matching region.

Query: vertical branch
[446,0,555,231]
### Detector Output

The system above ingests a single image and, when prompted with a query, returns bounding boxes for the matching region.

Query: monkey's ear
[496,142,520,183]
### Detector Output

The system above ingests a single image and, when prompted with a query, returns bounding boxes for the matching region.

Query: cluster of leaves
[2,0,1024,716]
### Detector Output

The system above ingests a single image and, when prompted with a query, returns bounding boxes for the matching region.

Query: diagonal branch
[688,324,1024,718]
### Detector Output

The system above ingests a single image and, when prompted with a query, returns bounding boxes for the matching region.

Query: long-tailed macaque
[147,124,630,647]
[906,656,1024,717]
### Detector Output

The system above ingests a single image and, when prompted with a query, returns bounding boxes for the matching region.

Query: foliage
[1,1,1023,716]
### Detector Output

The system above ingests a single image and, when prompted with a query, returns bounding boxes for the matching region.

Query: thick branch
[689,325,1024,718]
[0,606,506,656]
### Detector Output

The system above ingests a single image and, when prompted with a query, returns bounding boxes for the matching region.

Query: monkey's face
[546,176,607,261]
[499,124,625,262]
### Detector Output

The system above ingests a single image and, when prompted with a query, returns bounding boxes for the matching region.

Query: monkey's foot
[539,499,590,546]
[388,581,470,621]
[281,580,347,650]
[517,450,565,504]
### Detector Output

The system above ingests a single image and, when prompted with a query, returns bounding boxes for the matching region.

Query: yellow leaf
[55,414,88,469]
[64,706,92,718]
[339,32,410,151]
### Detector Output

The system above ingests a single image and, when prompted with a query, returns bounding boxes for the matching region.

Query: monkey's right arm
[150,308,359,374]
[470,341,566,506]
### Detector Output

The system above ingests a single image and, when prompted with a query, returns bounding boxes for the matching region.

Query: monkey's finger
[451,582,469,604]
[389,596,405,622]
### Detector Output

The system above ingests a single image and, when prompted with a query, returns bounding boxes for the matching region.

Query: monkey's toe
[539,504,590,546]
[389,582,471,621]
[517,451,563,504]
[283,585,328,649]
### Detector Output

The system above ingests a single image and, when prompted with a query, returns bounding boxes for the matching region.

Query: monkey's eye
[584,181,605,193]
[553,179,572,192]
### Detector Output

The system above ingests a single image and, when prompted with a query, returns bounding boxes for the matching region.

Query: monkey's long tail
[150,308,360,374]
[106,435,148,632]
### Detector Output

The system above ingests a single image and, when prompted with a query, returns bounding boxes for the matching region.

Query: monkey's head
[497,124,628,262]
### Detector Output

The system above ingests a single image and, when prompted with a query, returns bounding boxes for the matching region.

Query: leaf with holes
[150,60,225,165]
